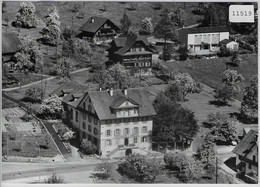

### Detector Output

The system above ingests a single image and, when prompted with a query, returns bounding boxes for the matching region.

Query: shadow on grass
[224,157,237,172]
[226,62,239,68]
[209,100,231,107]
[229,112,258,124]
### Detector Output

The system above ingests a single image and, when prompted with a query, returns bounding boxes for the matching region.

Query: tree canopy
[39,94,63,119]
[241,75,258,121]
[120,12,131,36]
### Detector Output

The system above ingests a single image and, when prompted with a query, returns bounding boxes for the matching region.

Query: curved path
[2,68,90,92]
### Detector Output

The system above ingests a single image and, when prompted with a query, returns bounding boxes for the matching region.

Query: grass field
[164,53,258,100]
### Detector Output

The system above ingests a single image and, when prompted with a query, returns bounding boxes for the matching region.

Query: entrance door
[124,138,129,146]
[126,149,132,156]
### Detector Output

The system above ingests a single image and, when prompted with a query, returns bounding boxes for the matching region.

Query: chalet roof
[219,39,231,44]
[110,94,139,109]
[79,16,120,34]
[70,88,156,120]
[179,26,229,35]
[232,129,258,157]
[49,81,87,97]
[114,35,151,56]
[2,32,22,54]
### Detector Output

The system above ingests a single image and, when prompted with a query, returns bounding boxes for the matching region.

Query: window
[106,140,112,146]
[88,125,92,132]
[88,105,92,113]
[94,128,98,135]
[82,122,86,129]
[83,132,86,139]
[94,118,97,125]
[134,137,138,143]
[142,126,148,133]
[83,102,86,110]
[133,127,139,135]
[253,155,256,162]
[106,130,111,136]
[83,113,86,120]
[70,109,73,120]
[249,164,252,169]
[125,128,129,135]
[141,136,146,142]
[88,115,92,123]
[88,135,92,141]
[115,129,121,136]
[93,138,97,145]
[134,108,138,114]
[76,111,79,122]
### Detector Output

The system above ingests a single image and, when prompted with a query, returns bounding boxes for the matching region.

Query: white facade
[226,41,239,51]
[188,32,229,52]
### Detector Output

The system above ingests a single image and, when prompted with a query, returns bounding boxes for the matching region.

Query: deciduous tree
[55,57,74,83]
[139,17,153,35]
[80,139,97,155]
[222,69,244,93]
[241,75,258,121]
[41,5,61,46]
[177,44,190,61]
[40,95,62,119]
[175,73,201,101]
[164,82,183,102]
[13,2,38,28]
[23,85,44,103]
[204,112,229,128]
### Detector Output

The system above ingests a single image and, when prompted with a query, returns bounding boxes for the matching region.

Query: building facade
[232,129,258,182]
[78,16,120,44]
[178,26,229,53]
[57,86,156,158]
[107,35,153,75]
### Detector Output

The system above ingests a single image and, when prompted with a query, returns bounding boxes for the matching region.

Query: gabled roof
[49,81,87,97]
[219,39,231,44]
[114,35,152,56]
[76,88,156,120]
[110,94,139,109]
[79,16,120,34]
[232,129,258,157]
[2,32,22,54]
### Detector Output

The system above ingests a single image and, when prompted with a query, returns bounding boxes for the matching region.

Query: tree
[23,85,44,103]
[139,17,153,35]
[164,152,189,171]
[210,117,238,145]
[177,44,190,61]
[154,9,176,54]
[214,85,235,105]
[12,2,38,28]
[170,8,185,27]
[118,154,162,183]
[55,123,74,141]
[217,46,232,57]
[55,57,74,83]
[44,173,65,183]
[230,51,241,66]
[160,44,174,61]
[14,37,43,73]
[174,73,201,101]
[241,75,258,121]
[41,5,61,46]
[39,94,63,119]
[164,82,183,102]
[152,98,199,144]
[80,139,97,155]
[222,69,244,93]
[204,112,229,128]
[120,12,131,35]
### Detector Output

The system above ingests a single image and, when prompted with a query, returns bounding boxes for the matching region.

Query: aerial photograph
[1,0,258,184]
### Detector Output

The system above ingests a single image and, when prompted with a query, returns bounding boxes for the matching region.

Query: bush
[214,85,235,105]
[217,46,232,57]
[139,17,153,35]
[21,113,34,122]
[44,173,65,183]
[80,139,97,155]
[95,160,113,178]
[204,112,229,128]
[23,86,44,103]
[164,152,188,171]
[164,82,183,102]
[118,154,162,183]
[39,95,62,119]
[177,44,189,61]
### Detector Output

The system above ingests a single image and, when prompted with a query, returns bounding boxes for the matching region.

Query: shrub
[214,85,235,104]
[44,173,65,183]
[177,44,189,61]
[95,160,113,178]
[164,82,183,102]
[39,95,62,119]
[118,154,162,183]
[204,112,229,128]
[12,2,38,28]
[23,86,44,103]
[164,152,188,171]
[80,139,97,155]
[217,46,232,57]
[21,113,34,122]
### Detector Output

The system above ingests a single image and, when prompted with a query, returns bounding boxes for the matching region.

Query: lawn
[2,97,19,109]
[164,53,258,100]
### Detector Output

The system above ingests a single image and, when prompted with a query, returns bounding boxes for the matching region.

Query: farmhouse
[78,16,120,44]
[2,32,22,64]
[107,35,153,75]
[54,85,156,158]
[178,26,229,53]
[232,129,258,182]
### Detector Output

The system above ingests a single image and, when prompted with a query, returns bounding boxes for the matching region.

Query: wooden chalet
[78,16,120,44]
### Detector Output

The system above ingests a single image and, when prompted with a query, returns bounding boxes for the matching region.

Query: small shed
[226,41,239,51]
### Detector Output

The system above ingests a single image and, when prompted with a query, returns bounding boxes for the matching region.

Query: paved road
[2,68,90,92]
[43,121,71,159]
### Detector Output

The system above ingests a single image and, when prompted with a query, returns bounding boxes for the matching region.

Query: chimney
[123,87,127,96]
[91,17,94,23]
[109,88,113,96]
